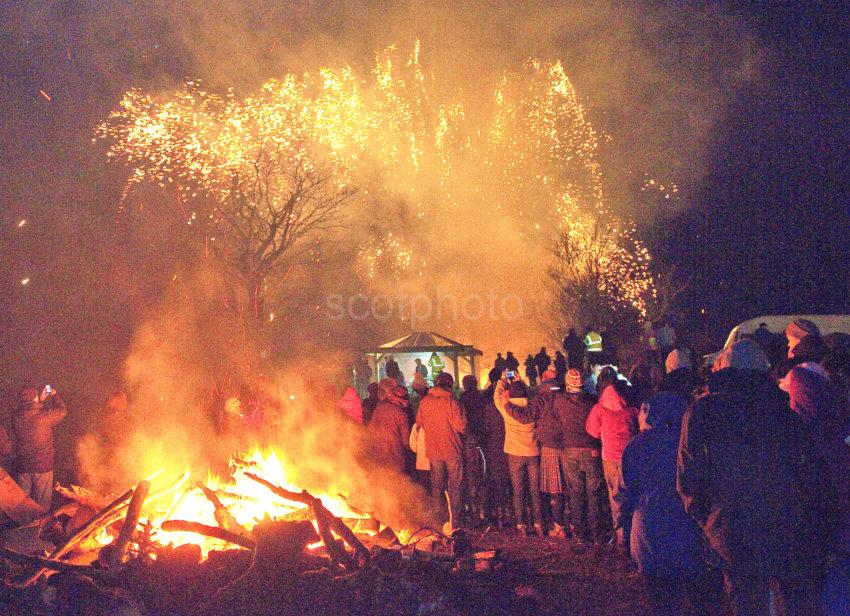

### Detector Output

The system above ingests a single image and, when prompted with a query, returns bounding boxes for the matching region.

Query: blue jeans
[430,458,463,527]
[563,448,605,541]
[16,470,53,510]
[507,454,541,526]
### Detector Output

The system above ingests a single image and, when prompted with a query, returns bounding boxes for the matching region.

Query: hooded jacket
[677,368,831,576]
[416,387,466,462]
[617,393,705,578]
[585,386,638,462]
[494,380,539,457]
[368,398,410,473]
[13,397,68,474]
[783,365,850,554]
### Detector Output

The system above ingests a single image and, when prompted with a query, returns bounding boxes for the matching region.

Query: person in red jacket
[367,379,411,475]
[416,372,467,533]
[13,384,67,510]
[585,379,638,549]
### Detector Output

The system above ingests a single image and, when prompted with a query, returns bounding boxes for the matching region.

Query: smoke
[4,0,762,359]
[136,1,760,354]
[75,267,247,492]
[75,267,433,528]
[38,1,759,509]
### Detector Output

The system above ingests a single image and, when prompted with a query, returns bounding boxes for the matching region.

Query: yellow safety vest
[584,331,602,352]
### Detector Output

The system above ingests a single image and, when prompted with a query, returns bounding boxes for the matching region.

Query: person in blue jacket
[616,392,722,615]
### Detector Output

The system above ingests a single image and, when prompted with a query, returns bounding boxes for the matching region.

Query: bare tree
[644,263,691,325]
[546,217,648,344]
[203,145,357,323]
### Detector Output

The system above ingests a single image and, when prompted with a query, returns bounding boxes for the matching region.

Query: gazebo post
[371,353,380,383]
[452,352,460,386]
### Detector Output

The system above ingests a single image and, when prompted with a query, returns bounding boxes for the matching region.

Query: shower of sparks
[95,41,655,315]
[641,174,680,201]
[356,232,415,280]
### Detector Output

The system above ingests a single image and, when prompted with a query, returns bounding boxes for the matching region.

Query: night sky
[0,1,847,398]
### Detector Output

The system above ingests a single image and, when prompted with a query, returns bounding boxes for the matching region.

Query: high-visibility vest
[584,331,602,352]
[428,352,445,374]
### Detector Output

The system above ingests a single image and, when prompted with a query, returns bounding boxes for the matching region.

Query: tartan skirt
[540,447,565,494]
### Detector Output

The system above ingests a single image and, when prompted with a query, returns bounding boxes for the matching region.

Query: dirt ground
[0,525,653,615]
[469,527,650,615]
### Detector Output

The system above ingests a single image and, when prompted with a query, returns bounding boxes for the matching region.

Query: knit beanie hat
[713,339,770,372]
[665,349,691,374]
[786,318,819,342]
[565,369,583,393]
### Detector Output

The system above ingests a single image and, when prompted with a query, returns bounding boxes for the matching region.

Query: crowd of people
[344,319,850,616]
[2,317,848,614]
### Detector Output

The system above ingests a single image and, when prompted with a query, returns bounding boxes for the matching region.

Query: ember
[137,447,373,559]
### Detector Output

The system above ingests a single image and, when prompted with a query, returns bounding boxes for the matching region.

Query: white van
[703,314,850,367]
[722,315,850,349]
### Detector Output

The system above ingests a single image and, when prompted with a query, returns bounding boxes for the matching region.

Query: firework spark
[96,41,655,315]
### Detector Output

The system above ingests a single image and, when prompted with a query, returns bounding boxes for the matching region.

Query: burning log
[104,480,150,566]
[194,483,252,540]
[244,473,370,568]
[14,488,135,587]
[160,520,256,550]
[0,546,104,576]
[313,507,353,571]
[54,484,111,511]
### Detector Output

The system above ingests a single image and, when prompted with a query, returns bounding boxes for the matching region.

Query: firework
[96,41,655,314]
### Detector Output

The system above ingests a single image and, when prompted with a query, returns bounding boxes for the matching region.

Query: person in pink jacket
[585,380,638,549]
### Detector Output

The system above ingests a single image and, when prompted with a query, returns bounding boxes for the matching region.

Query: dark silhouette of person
[563,328,585,369]
[524,354,539,386]
[534,347,551,377]
[385,355,401,382]
[554,351,568,385]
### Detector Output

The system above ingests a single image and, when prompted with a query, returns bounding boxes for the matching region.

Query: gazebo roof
[364,331,483,356]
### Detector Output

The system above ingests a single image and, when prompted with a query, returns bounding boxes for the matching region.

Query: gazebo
[363,331,484,387]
